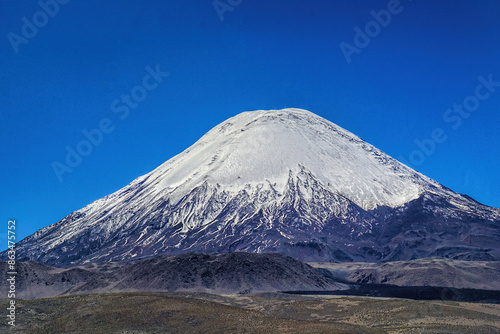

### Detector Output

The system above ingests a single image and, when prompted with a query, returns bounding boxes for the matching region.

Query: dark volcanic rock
[310,258,500,290]
[1,253,344,299]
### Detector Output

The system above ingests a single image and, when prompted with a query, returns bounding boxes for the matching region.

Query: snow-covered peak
[137,108,429,210]
[10,108,500,266]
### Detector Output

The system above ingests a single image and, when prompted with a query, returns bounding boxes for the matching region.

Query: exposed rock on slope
[5,108,500,265]
[310,258,500,290]
[0,253,344,299]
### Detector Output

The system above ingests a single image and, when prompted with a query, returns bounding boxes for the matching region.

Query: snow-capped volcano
[9,109,500,266]
[149,108,425,210]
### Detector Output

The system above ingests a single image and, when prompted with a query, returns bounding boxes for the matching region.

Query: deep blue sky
[1,0,500,243]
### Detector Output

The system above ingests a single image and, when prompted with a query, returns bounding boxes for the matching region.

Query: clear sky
[1,0,500,243]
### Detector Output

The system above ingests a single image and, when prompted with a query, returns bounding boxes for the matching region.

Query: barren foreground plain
[2,292,499,333]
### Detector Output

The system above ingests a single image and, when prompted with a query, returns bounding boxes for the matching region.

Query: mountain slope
[310,258,500,290]
[8,108,500,266]
[0,253,344,298]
